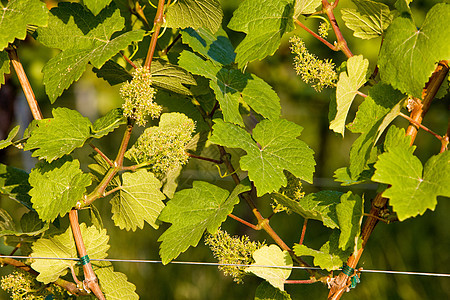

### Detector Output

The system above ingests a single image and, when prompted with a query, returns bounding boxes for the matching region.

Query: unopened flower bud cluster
[120,67,162,126]
[290,36,337,92]
[125,113,195,176]
[205,229,264,284]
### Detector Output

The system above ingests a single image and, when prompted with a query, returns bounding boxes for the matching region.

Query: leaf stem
[285,279,316,284]
[68,210,105,300]
[294,19,337,51]
[299,218,308,245]
[121,51,137,69]
[187,153,223,164]
[228,213,259,230]
[321,0,353,58]
[144,0,166,69]
[328,59,449,300]
[7,48,43,120]
[89,143,114,167]
[399,112,444,142]
[161,33,181,56]
[441,121,450,153]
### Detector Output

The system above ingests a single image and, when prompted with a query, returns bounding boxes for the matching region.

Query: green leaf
[378,3,450,97]
[333,167,372,186]
[228,0,295,68]
[92,108,126,139]
[92,60,132,86]
[383,125,413,153]
[158,180,251,264]
[293,232,349,271]
[178,51,281,125]
[341,0,393,40]
[24,108,92,162]
[347,83,404,179]
[36,2,145,102]
[0,208,16,233]
[110,169,165,231]
[329,55,369,136]
[210,119,315,196]
[2,211,49,246]
[246,245,292,291]
[0,125,20,150]
[372,149,450,221]
[151,59,197,95]
[0,50,11,85]
[31,223,109,284]
[0,164,32,209]
[181,27,236,65]
[165,0,223,33]
[29,157,92,222]
[271,191,341,229]
[294,0,322,17]
[336,192,363,250]
[82,0,112,15]
[94,261,139,300]
[255,281,292,300]
[0,0,48,50]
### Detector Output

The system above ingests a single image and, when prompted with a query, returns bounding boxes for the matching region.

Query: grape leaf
[378,3,450,97]
[24,107,92,162]
[246,245,292,291]
[31,223,109,284]
[36,2,145,102]
[158,180,251,264]
[94,261,139,300]
[271,191,341,229]
[0,164,32,209]
[2,211,50,246]
[0,0,48,50]
[293,232,350,271]
[210,119,315,196]
[341,0,393,40]
[228,0,295,68]
[255,281,292,300]
[110,169,166,231]
[178,51,281,126]
[92,108,126,139]
[383,125,414,153]
[329,55,369,136]
[151,59,197,95]
[82,0,112,15]
[372,148,450,221]
[165,0,223,33]
[29,157,91,222]
[294,0,322,17]
[92,60,132,86]
[181,27,236,65]
[335,192,363,250]
[0,50,11,85]
[347,83,404,179]
[0,125,19,150]
[333,167,373,186]
[0,208,16,233]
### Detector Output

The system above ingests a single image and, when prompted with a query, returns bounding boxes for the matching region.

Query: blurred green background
[1,0,449,299]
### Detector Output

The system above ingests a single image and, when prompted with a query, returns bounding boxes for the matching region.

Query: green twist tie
[79,255,90,266]
[350,273,360,289]
[342,264,354,276]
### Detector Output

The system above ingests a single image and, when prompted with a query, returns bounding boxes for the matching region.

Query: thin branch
[69,210,105,300]
[322,0,353,58]
[7,48,43,120]
[161,33,181,56]
[285,279,316,284]
[144,0,166,68]
[355,90,367,98]
[121,52,137,69]
[0,256,88,296]
[228,214,260,230]
[399,112,444,142]
[187,153,223,164]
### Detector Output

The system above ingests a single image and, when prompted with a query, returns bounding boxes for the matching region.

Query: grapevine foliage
[0,0,449,299]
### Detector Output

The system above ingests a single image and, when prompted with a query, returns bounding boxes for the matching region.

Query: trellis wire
[2,255,449,278]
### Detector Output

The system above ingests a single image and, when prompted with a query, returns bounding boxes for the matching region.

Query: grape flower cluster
[205,229,265,284]
[120,67,162,126]
[290,36,337,92]
[125,113,195,177]
[1,271,64,300]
